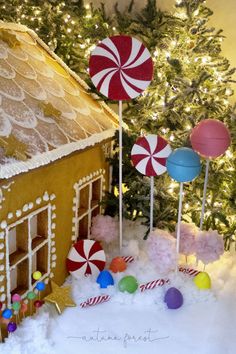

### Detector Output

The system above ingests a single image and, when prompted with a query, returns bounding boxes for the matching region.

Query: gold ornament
[0,29,21,48]
[39,102,62,120]
[44,281,76,314]
[0,135,28,160]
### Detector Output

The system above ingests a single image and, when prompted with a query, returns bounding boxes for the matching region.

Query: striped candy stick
[139,279,170,292]
[80,295,111,309]
[121,256,135,264]
[178,266,200,277]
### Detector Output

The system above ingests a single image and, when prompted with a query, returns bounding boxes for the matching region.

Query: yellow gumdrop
[33,271,42,281]
[194,272,211,290]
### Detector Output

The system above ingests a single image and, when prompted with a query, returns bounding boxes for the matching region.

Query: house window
[72,170,105,241]
[6,205,52,304]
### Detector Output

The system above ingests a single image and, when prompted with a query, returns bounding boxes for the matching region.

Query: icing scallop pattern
[0,28,117,160]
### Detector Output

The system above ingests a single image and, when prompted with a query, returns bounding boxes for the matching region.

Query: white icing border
[0,181,15,209]
[72,169,105,242]
[0,192,56,307]
[0,129,116,179]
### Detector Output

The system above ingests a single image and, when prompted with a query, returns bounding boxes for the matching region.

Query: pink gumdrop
[190,119,231,159]
[12,293,21,302]
[20,302,28,313]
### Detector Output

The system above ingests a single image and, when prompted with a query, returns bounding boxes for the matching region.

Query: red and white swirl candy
[66,240,106,278]
[89,35,153,101]
[131,135,172,177]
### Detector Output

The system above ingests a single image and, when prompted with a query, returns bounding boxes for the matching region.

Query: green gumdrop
[12,301,21,311]
[118,275,139,294]
[27,291,36,300]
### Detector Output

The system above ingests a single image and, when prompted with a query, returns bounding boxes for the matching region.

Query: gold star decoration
[0,135,28,161]
[44,281,76,315]
[39,102,62,120]
[0,29,21,48]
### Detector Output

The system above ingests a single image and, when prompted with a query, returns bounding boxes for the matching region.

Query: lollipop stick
[200,159,210,230]
[150,176,154,232]
[176,182,184,272]
[118,100,123,251]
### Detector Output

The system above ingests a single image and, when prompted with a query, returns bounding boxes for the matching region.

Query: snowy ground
[1,221,236,354]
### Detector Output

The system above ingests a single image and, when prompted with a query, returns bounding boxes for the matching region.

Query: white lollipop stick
[119,100,123,251]
[200,159,210,230]
[150,176,154,232]
[176,182,184,272]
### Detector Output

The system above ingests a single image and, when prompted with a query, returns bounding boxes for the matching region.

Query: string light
[226,150,233,158]
[225,88,232,96]
[154,49,159,57]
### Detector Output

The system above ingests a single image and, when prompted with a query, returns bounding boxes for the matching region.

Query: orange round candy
[109,257,127,273]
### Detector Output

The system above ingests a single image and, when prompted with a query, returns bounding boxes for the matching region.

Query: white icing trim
[0,181,15,208]
[0,128,116,179]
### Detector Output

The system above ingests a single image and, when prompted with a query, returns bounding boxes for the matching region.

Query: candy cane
[80,295,111,308]
[139,279,170,292]
[121,256,135,264]
[178,267,200,277]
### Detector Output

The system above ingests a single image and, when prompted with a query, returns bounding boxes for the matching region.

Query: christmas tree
[0,0,235,248]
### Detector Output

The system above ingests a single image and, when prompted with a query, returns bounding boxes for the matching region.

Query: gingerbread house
[0,22,118,307]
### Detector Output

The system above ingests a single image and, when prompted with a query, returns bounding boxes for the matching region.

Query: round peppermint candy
[131,135,172,176]
[89,35,153,101]
[66,240,106,278]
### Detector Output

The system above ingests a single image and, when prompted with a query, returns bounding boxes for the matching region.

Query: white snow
[1,220,236,354]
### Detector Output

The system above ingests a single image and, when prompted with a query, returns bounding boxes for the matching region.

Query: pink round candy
[190,119,231,159]
[12,293,21,302]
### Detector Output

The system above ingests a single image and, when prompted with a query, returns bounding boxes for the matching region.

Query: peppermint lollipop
[131,135,171,231]
[89,35,153,250]
[66,240,106,278]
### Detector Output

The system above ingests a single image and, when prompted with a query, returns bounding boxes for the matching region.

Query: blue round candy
[96,270,114,288]
[166,147,201,182]
[36,281,46,291]
[2,308,13,319]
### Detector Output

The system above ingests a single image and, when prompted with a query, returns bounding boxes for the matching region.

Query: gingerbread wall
[0,140,111,307]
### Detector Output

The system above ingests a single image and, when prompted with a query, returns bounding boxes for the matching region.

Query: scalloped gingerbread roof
[0,22,119,179]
